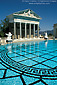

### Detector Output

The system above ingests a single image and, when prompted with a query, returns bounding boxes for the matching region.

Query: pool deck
[0,37,57,45]
[12,38,45,43]
[0,38,45,45]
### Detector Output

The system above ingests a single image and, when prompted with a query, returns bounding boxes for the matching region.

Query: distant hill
[39,30,53,36]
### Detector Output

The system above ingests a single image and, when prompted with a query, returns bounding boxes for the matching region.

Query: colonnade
[14,22,39,39]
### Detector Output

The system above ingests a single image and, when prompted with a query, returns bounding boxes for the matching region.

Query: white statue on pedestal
[6,32,12,42]
[40,34,41,38]
[44,32,48,39]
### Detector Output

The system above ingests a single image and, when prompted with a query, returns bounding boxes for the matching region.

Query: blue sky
[0,0,57,31]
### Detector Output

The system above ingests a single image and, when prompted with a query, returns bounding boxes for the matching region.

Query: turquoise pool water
[0,40,57,85]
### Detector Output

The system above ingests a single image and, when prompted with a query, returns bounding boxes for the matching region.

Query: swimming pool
[0,40,57,85]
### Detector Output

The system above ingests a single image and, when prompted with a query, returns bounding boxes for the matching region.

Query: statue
[6,32,12,42]
[40,34,41,38]
[44,32,48,39]
[28,10,30,15]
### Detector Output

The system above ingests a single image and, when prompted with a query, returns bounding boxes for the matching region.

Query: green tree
[0,18,9,37]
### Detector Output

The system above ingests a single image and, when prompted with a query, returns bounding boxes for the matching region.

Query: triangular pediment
[13,9,41,19]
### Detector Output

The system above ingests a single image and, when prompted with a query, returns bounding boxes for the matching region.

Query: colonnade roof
[7,9,42,20]
[14,9,41,18]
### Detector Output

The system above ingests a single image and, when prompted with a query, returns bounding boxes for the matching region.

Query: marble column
[34,24,35,38]
[20,22,22,39]
[14,22,16,39]
[29,23,31,38]
[25,23,27,38]
[37,24,39,38]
